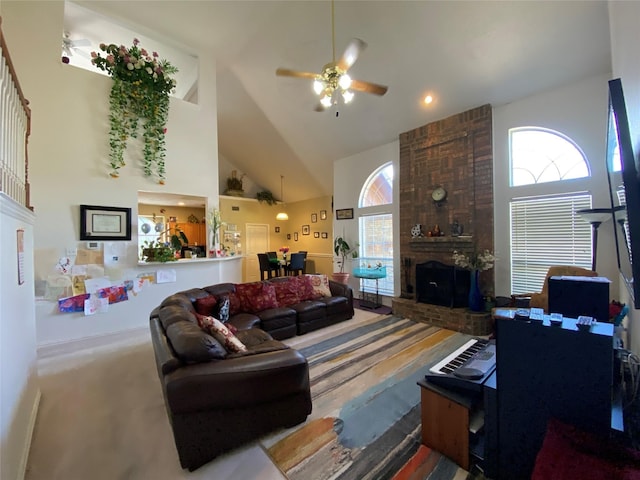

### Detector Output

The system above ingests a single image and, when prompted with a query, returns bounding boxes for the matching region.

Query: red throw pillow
[235,282,278,313]
[194,295,217,316]
[273,279,300,307]
[226,291,244,316]
[295,275,316,301]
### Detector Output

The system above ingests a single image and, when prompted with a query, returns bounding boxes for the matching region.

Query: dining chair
[257,253,279,280]
[287,252,306,276]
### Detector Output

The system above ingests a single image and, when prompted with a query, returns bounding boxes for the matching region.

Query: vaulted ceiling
[69,0,612,203]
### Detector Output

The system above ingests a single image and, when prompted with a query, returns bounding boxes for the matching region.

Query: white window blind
[510,193,592,294]
[359,214,394,296]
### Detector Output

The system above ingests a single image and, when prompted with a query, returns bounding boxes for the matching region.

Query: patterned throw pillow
[197,315,247,353]
[306,274,332,298]
[295,275,317,302]
[235,282,278,313]
[194,295,217,316]
[194,312,238,334]
[273,279,300,307]
[214,295,231,322]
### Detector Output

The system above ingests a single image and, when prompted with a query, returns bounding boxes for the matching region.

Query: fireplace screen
[416,260,470,308]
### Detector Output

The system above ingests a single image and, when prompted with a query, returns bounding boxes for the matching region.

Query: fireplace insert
[416,260,470,308]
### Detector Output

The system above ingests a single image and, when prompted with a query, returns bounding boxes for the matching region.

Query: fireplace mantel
[410,236,474,252]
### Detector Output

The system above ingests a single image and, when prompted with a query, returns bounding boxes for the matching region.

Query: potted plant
[333,235,358,284]
[224,170,245,196]
[141,239,177,262]
[256,190,277,205]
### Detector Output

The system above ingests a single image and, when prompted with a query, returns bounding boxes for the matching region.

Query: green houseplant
[224,170,245,196]
[256,190,277,205]
[333,234,358,284]
[91,38,178,183]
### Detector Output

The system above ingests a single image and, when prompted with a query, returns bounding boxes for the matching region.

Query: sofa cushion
[222,292,244,317]
[236,281,278,313]
[214,295,231,322]
[194,295,217,316]
[306,274,332,298]
[160,294,196,313]
[272,278,300,307]
[166,320,227,363]
[194,312,238,334]
[197,315,247,353]
[159,305,196,330]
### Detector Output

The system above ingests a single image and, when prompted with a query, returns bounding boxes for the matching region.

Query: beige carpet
[25,309,380,480]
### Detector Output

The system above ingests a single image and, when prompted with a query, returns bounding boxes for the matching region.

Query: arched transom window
[360,163,393,207]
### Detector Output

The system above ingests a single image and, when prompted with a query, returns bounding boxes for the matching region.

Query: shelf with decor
[410,236,474,252]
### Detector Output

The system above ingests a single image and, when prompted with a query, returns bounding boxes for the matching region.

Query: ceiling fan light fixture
[338,73,352,90]
[342,90,354,103]
[313,78,325,94]
[320,94,333,108]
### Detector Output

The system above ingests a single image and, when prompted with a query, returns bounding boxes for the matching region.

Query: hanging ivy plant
[92,38,177,183]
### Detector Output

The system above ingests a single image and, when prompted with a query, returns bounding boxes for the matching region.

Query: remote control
[549,312,563,326]
[577,315,594,331]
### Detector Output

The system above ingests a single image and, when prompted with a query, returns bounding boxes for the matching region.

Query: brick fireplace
[392,105,494,335]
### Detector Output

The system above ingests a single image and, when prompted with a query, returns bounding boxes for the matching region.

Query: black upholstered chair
[258,253,279,279]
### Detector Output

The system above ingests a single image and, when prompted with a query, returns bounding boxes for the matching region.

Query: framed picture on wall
[80,204,132,241]
[321,232,328,239]
[314,232,320,238]
[320,210,327,220]
[169,216,177,222]
[336,208,354,220]
[287,233,291,240]
[311,213,318,223]
[275,226,280,233]
[294,232,299,241]
[302,225,310,235]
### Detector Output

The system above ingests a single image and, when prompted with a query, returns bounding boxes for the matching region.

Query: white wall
[334,140,400,302]
[0,196,39,480]
[493,73,618,297]
[609,0,640,354]
[1,1,223,348]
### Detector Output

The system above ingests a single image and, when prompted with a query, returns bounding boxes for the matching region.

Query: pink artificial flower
[90,51,98,59]
[140,48,148,56]
[106,55,115,65]
[99,43,106,49]
[163,128,167,134]
[152,51,159,58]
[133,38,140,46]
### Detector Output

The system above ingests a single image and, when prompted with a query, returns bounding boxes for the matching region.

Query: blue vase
[468,269,484,312]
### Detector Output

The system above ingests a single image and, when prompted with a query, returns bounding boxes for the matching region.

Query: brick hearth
[393,297,493,336]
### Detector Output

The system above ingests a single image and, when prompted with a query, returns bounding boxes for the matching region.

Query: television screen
[605,78,640,309]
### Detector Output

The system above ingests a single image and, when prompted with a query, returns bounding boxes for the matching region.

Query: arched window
[358,163,394,296]
[509,128,592,293]
[510,128,590,186]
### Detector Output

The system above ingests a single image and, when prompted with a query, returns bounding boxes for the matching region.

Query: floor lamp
[577,208,613,271]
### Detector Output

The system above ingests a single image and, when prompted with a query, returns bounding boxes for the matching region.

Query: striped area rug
[260,314,478,480]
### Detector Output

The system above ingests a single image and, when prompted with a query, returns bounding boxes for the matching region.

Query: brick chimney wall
[399,104,494,299]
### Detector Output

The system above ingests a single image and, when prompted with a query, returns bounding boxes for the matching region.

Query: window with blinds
[510,193,592,294]
[359,213,394,296]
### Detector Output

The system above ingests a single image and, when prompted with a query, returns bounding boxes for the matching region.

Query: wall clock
[432,186,447,204]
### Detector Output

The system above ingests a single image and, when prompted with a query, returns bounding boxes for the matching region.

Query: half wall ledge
[392,297,492,336]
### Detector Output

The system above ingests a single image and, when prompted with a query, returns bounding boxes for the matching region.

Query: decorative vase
[468,269,484,312]
[331,273,350,285]
[209,230,218,258]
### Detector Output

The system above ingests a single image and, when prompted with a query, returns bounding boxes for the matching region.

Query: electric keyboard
[426,338,496,392]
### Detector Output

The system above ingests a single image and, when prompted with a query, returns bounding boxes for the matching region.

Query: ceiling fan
[275,0,388,111]
[62,31,91,59]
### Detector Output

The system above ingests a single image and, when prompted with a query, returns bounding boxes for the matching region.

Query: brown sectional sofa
[148,275,354,471]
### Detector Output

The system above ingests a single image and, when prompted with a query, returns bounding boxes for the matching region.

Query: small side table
[353,267,386,309]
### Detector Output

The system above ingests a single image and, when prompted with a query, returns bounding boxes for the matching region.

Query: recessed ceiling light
[178,202,185,206]
[424,95,433,105]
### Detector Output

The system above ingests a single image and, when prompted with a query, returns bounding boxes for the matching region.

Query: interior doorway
[245,223,270,282]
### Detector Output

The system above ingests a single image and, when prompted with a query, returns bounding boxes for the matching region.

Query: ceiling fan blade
[276,68,319,80]
[336,38,367,72]
[350,79,388,96]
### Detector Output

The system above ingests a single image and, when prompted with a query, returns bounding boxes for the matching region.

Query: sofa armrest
[149,317,183,376]
[329,280,353,302]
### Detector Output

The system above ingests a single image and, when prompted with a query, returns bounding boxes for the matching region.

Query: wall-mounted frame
[321,232,328,239]
[169,216,177,223]
[314,232,320,238]
[311,213,318,223]
[302,225,310,235]
[287,233,291,240]
[294,232,299,241]
[320,210,327,220]
[80,204,132,241]
[336,208,354,220]
[275,226,280,233]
